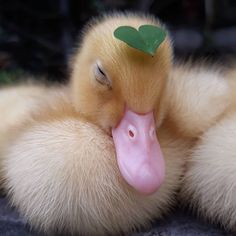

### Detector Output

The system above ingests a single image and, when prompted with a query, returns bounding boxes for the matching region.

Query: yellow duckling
[0,13,232,235]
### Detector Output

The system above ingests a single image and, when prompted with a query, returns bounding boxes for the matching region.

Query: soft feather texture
[0,12,235,235]
[0,85,187,235]
[71,13,172,131]
[0,13,184,235]
[181,113,236,229]
[2,110,187,235]
[180,67,236,232]
[164,63,232,137]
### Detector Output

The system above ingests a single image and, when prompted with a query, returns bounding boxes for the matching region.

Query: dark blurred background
[0,0,235,83]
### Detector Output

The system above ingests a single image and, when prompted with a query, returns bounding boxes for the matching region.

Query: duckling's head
[71,13,173,195]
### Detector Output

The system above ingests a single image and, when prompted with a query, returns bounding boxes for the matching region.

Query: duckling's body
[180,67,236,232]
[1,90,187,235]
[0,86,187,235]
[0,12,235,235]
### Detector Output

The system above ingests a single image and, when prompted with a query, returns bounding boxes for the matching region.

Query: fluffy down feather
[0,12,234,235]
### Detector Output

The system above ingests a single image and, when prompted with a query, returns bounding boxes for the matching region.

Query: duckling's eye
[93,63,112,89]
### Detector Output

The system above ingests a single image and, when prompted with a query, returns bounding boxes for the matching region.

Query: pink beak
[112,107,165,195]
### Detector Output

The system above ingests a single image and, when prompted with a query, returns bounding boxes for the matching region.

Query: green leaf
[138,25,166,55]
[114,24,166,56]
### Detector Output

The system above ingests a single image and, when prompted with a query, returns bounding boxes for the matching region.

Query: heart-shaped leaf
[114,24,166,56]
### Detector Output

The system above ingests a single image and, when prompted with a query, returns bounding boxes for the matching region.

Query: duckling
[0,12,232,235]
[0,13,186,235]
[180,66,236,232]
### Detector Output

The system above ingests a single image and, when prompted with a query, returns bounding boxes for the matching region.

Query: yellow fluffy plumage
[0,13,183,235]
[180,67,236,232]
[0,12,235,235]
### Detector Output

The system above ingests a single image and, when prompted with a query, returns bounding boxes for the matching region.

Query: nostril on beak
[127,125,136,139]
[129,130,134,138]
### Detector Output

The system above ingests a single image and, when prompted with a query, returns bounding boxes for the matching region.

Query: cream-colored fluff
[0,86,187,235]
[0,13,185,235]
[164,63,232,137]
[0,12,235,235]
[179,67,236,232]
[1,64,233,235]
[2,114,186,235]
[180,112,236,231]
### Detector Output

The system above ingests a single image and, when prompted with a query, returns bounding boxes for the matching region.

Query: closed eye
[97,65,106,76]
[93,61,112,89]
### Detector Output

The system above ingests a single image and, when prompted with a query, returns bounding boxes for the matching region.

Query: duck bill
[112,107,165,195]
